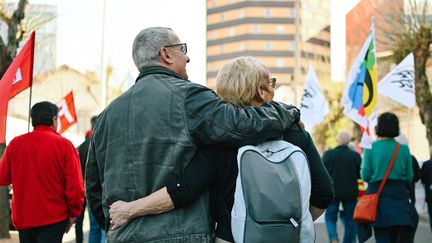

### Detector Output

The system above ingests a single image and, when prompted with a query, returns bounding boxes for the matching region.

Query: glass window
[265,8,272,18]
[229,27,235,37]
[276,25,284,34]
[265,41,272,50]
[277,58,284,67]
[239,9,245,18]
[253,25,260,34]
[239,42,245,51]
[290,42,296,51]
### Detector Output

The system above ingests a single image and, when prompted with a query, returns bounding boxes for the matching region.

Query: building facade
[206,0,331,105]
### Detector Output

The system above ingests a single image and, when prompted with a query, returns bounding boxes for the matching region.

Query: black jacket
[323,145,361,201]
[85,66,300,242]
[167,125,334,242]
[421,159,432,202]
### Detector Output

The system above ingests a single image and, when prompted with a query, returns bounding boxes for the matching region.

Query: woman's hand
[109,200,132,230]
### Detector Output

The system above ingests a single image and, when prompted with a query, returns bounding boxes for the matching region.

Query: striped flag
[342,21,377,148]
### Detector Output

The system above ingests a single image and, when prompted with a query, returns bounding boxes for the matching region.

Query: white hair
[132,27,177,71]
[336,131,351,146]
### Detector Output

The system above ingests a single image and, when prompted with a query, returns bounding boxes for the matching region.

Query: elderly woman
[108,56,333,242]
[359,112,414,243]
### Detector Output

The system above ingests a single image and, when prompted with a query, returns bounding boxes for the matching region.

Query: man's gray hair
[336,131,351,146]
[132,27,176,71]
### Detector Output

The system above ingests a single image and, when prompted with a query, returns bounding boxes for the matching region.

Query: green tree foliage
[310,83,354,153]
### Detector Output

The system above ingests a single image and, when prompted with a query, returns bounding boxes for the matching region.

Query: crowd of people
[0,26,431,243]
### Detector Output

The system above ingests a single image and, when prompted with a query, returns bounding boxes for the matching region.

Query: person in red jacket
[0,101,84,243]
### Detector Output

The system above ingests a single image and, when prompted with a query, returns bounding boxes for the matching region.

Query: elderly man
[323,132,361,243]
[85,27,301,242]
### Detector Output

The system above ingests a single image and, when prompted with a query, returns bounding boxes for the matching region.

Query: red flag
[0,32,35,143]
[56,91,77,134]
[7,32,35,99]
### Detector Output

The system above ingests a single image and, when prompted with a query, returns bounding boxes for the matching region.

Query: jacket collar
[34,125,57,133]
[136,66,184,83]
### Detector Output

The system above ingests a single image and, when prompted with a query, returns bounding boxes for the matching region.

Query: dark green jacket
[85,66,299,242]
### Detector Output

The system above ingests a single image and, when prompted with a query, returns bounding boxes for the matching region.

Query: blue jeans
[325,200,357,243]
[88,211,106,243]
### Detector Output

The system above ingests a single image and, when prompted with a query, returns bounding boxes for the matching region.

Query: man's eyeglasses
[164,43,187,55]
[269,78,277,88]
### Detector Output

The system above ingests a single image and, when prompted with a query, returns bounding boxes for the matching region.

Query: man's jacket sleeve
[0,145,11,186]
[85,137,106,229]
[185,85,300,147]
[64,142,85,217]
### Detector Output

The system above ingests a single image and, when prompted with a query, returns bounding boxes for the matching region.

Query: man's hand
[109,200,132,230]
[65,217,76,233]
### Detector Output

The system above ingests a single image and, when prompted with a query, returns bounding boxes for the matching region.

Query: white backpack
[231,140,314,243]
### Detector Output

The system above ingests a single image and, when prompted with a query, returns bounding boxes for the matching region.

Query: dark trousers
[428,201,432,232]
[75,200,86,243]
[18,219,68,243]
[373,225,412,243]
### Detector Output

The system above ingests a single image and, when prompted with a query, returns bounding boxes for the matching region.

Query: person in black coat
[323,131,361,243]
[421,145,432,232]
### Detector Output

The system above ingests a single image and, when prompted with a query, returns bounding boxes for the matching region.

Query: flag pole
[27,85,33,132]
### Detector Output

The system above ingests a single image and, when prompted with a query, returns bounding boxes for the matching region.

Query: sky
[24,0,360,85]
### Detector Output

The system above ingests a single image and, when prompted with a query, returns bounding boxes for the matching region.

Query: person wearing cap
[0,101,84,243]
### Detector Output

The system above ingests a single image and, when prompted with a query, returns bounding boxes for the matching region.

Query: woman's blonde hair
[215,56,271,108]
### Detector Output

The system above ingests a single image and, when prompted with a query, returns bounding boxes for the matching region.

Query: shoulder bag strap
[377,142,401,195]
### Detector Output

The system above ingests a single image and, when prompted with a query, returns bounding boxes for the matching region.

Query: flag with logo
[378,53,415,108]
[56,91,77,134]
[300,65,329,131]
[0,32,35,143]
[342,21,377,148]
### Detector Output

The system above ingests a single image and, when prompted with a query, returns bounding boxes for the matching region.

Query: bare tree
[0,0,28,238]
[392,0,432,147]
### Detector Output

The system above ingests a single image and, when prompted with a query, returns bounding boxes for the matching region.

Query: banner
[342,22,377,148]
[378,53,415,108]
[300,65,329,131]
[56,91,77,134]
[0,32,35,143]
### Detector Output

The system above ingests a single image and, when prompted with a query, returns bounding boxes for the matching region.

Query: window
[220,13,224,21]
[290,42,296,51]
[277,58,284,67]
[239,9,245,18]
[265,41,272,50]
[238,42,245,51]
[211,31,217,40]
[229,27,235,37]
[276,25,284,34]
[385,15,393,23]
[253,25,260,34]
[265,8,272,18]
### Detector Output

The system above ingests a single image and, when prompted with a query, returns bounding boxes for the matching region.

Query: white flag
[378,53,415,108]
[300,65,329,131]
